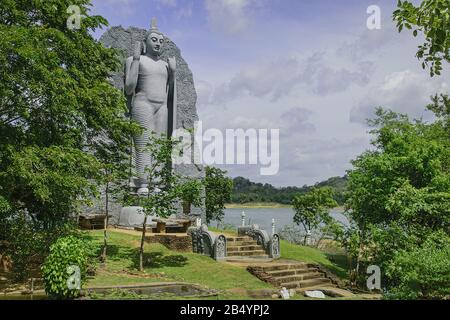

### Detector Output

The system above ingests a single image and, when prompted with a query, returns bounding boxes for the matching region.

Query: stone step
[228,240,258,246]
[225,256,272,263]
[227,255,270,260]
[257,263,310,272]
[226,237,253,242]
[281,278,332,289]
[227,245,263,252]
[267,268,320,277]
[276,273,323,284]
[228,250,267,257]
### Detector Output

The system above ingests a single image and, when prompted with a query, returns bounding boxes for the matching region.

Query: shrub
[1,210,75,281]
[278,225,305,245]
[42,235,93,299]
[384,232,450,300]
[279,220,344,248]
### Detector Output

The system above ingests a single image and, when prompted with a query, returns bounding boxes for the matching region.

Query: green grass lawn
[280,241,349,279]
[85,230,272,294]
[83,229,349,299]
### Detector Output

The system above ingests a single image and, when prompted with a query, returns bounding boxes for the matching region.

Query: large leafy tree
[345,96,450,298]
[393,0,450,76]
[0,0,137,278]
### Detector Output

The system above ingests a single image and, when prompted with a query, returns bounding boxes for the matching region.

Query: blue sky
[90,0,449,187]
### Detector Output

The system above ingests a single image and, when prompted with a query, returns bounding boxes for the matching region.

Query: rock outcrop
[82,26,205,226]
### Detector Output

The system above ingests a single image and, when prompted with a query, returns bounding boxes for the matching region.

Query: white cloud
[280,108,315,134]
[156,0,177,6]
[302,53,374,95]
[210,52,373,105]
[212,56,300,103]
[278,137,369,184]
[204,0,264,34]
[176,6,192,19]
[350,70,450,124]
[337,25,397,61]
[195,79,214,107]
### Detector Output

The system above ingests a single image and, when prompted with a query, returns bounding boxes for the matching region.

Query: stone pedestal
[156,221,166,234]
[118,206,156,228]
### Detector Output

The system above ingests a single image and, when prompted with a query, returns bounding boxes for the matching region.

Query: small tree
[95,136,136,264]
[204,166,233,225]
[316,218,345,249]
[292,187,338,245]
[128,133,181,271]
[178,179,203,216]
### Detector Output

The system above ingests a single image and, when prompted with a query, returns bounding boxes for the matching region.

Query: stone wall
[145,234,193,252]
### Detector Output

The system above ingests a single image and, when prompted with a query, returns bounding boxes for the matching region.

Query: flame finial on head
[149,17,162,35]
[151,17,157,30]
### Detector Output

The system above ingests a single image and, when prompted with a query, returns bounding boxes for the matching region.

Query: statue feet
[137,186,149,195]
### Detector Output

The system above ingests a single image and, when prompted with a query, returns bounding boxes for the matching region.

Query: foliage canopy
[0,0,137,278]
[345,95,450,298]
[393,0,450,76]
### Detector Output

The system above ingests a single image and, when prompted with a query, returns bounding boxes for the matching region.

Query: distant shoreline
[225,203,346,210]
[225,202,292,209]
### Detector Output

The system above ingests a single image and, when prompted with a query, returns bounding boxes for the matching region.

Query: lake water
[212,207,349,233]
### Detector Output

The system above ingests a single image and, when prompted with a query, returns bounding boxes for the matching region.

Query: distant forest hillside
[231,176,347,205]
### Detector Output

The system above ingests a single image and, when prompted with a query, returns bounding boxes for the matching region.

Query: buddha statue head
[144,17,164,57]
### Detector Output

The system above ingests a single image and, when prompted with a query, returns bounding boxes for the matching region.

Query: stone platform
[145,233,192,252]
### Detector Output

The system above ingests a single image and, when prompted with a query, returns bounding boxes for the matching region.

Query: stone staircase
[247,262,335,291]
[226,236,269,260]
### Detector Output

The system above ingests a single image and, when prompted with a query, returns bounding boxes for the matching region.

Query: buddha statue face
[146,32,164,56]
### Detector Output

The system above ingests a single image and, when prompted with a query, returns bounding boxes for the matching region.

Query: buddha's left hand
[168,57,177,72]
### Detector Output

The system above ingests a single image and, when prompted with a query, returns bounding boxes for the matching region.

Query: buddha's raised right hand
[133,42,141,60]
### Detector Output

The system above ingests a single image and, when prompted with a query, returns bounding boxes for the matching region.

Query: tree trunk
[139,215,148,271]
[316,235,325,248]
[347,251,353,278]
[354,222,366,286]
[301,222,308,245]
[182,200,191,215]
[101,182,110,264]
